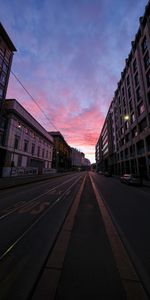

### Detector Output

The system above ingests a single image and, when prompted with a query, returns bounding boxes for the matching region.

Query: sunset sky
[0,0,148,163]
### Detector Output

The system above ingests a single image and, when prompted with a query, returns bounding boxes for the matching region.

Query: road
[0,172,86,300]
[90,171,150,296]
[0,171,150,299]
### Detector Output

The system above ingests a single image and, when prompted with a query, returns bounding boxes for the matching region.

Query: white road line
[0,175,83,261]
[0,175,82,221]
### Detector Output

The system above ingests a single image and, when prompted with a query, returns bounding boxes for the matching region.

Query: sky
[0,0,148,163]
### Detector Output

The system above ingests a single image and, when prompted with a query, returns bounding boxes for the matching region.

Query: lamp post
[56,151,59,172]
[10,123,21,177]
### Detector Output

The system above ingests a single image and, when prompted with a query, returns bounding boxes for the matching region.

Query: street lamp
[56,151,59,172]
[10,123,21,176]
[124,115,130,121]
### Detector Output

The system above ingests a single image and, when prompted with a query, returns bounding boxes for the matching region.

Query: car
[104,171,112,177]
[120,174,142,186]
[98,171,103,174]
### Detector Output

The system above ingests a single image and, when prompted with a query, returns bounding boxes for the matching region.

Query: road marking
[31,174,87,300]
[30,202,50,215]
[0,175,83,261]
[0,175,82,220]
[89,173,148,300]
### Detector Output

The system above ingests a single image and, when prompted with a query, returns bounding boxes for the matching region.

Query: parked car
[104,171,112,177]
[98,171,103,174]
[120,174,142,186]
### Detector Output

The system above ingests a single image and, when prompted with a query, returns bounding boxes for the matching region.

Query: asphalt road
[91,172,150,296]
[0,172,86,300]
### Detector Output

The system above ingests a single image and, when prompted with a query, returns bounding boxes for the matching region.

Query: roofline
[0,23,16,52]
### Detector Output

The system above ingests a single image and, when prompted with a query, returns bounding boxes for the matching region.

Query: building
[0,23,16,172]
[71,148,83,169]
[49,131,71,171]
[81,157,91,170]
[0,23,16,107]
[0,99,53,177]
[96,104,115,174]
[96,1,150,179]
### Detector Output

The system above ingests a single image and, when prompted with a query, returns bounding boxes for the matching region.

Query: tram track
[0,175,83,262]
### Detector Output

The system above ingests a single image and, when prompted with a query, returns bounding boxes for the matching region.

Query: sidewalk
[31,174,149,300]
[0,172,70,190]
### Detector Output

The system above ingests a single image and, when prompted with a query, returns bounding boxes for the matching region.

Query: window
[146,135,150,152]
[14,136,19,150]
[136,87,141,102]
[130,145,135,156]
[125,148,129,158]
[5,49,11,62]
[136,140,145,155]
[123,98,125,107]
[132,127,138,138]
[37,146,40,157]
[0,88,3,97]
[0,71,6,85]
[42,149,45,158]
[24,140,29,152]
[17,122,21,129]
[125,121,129,130]
[139,118,147,132]
[25,127,29,134]
[121,127,124,135]
[137,102,145,115]
[128,87,131,99]
[134,73,139,87]
[142,36,147,54]
[131,112,135,123]
[129,100,133,111]
[127,75,130,86]
[125,133,130,142]
[144,51,150,70]
[31,143,35,155]
[122,87,125,96]
[0,48,4,57]
[147,91,150,105]
[2,62,7,73]
[0,56,3,66]
[146,70,150,87]
[133,58,137,73]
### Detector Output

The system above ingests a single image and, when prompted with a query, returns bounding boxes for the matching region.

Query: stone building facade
[96,2,150,179]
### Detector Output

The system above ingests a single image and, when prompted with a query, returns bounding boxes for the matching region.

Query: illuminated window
[137,103,145,115]
[131,112,135,123]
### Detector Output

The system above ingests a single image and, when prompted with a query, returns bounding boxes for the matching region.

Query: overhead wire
[10,70,93,152]
[10,70,58,131]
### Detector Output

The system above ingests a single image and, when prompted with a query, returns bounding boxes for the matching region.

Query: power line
[10,70,96,149]
[10,70,58,131]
